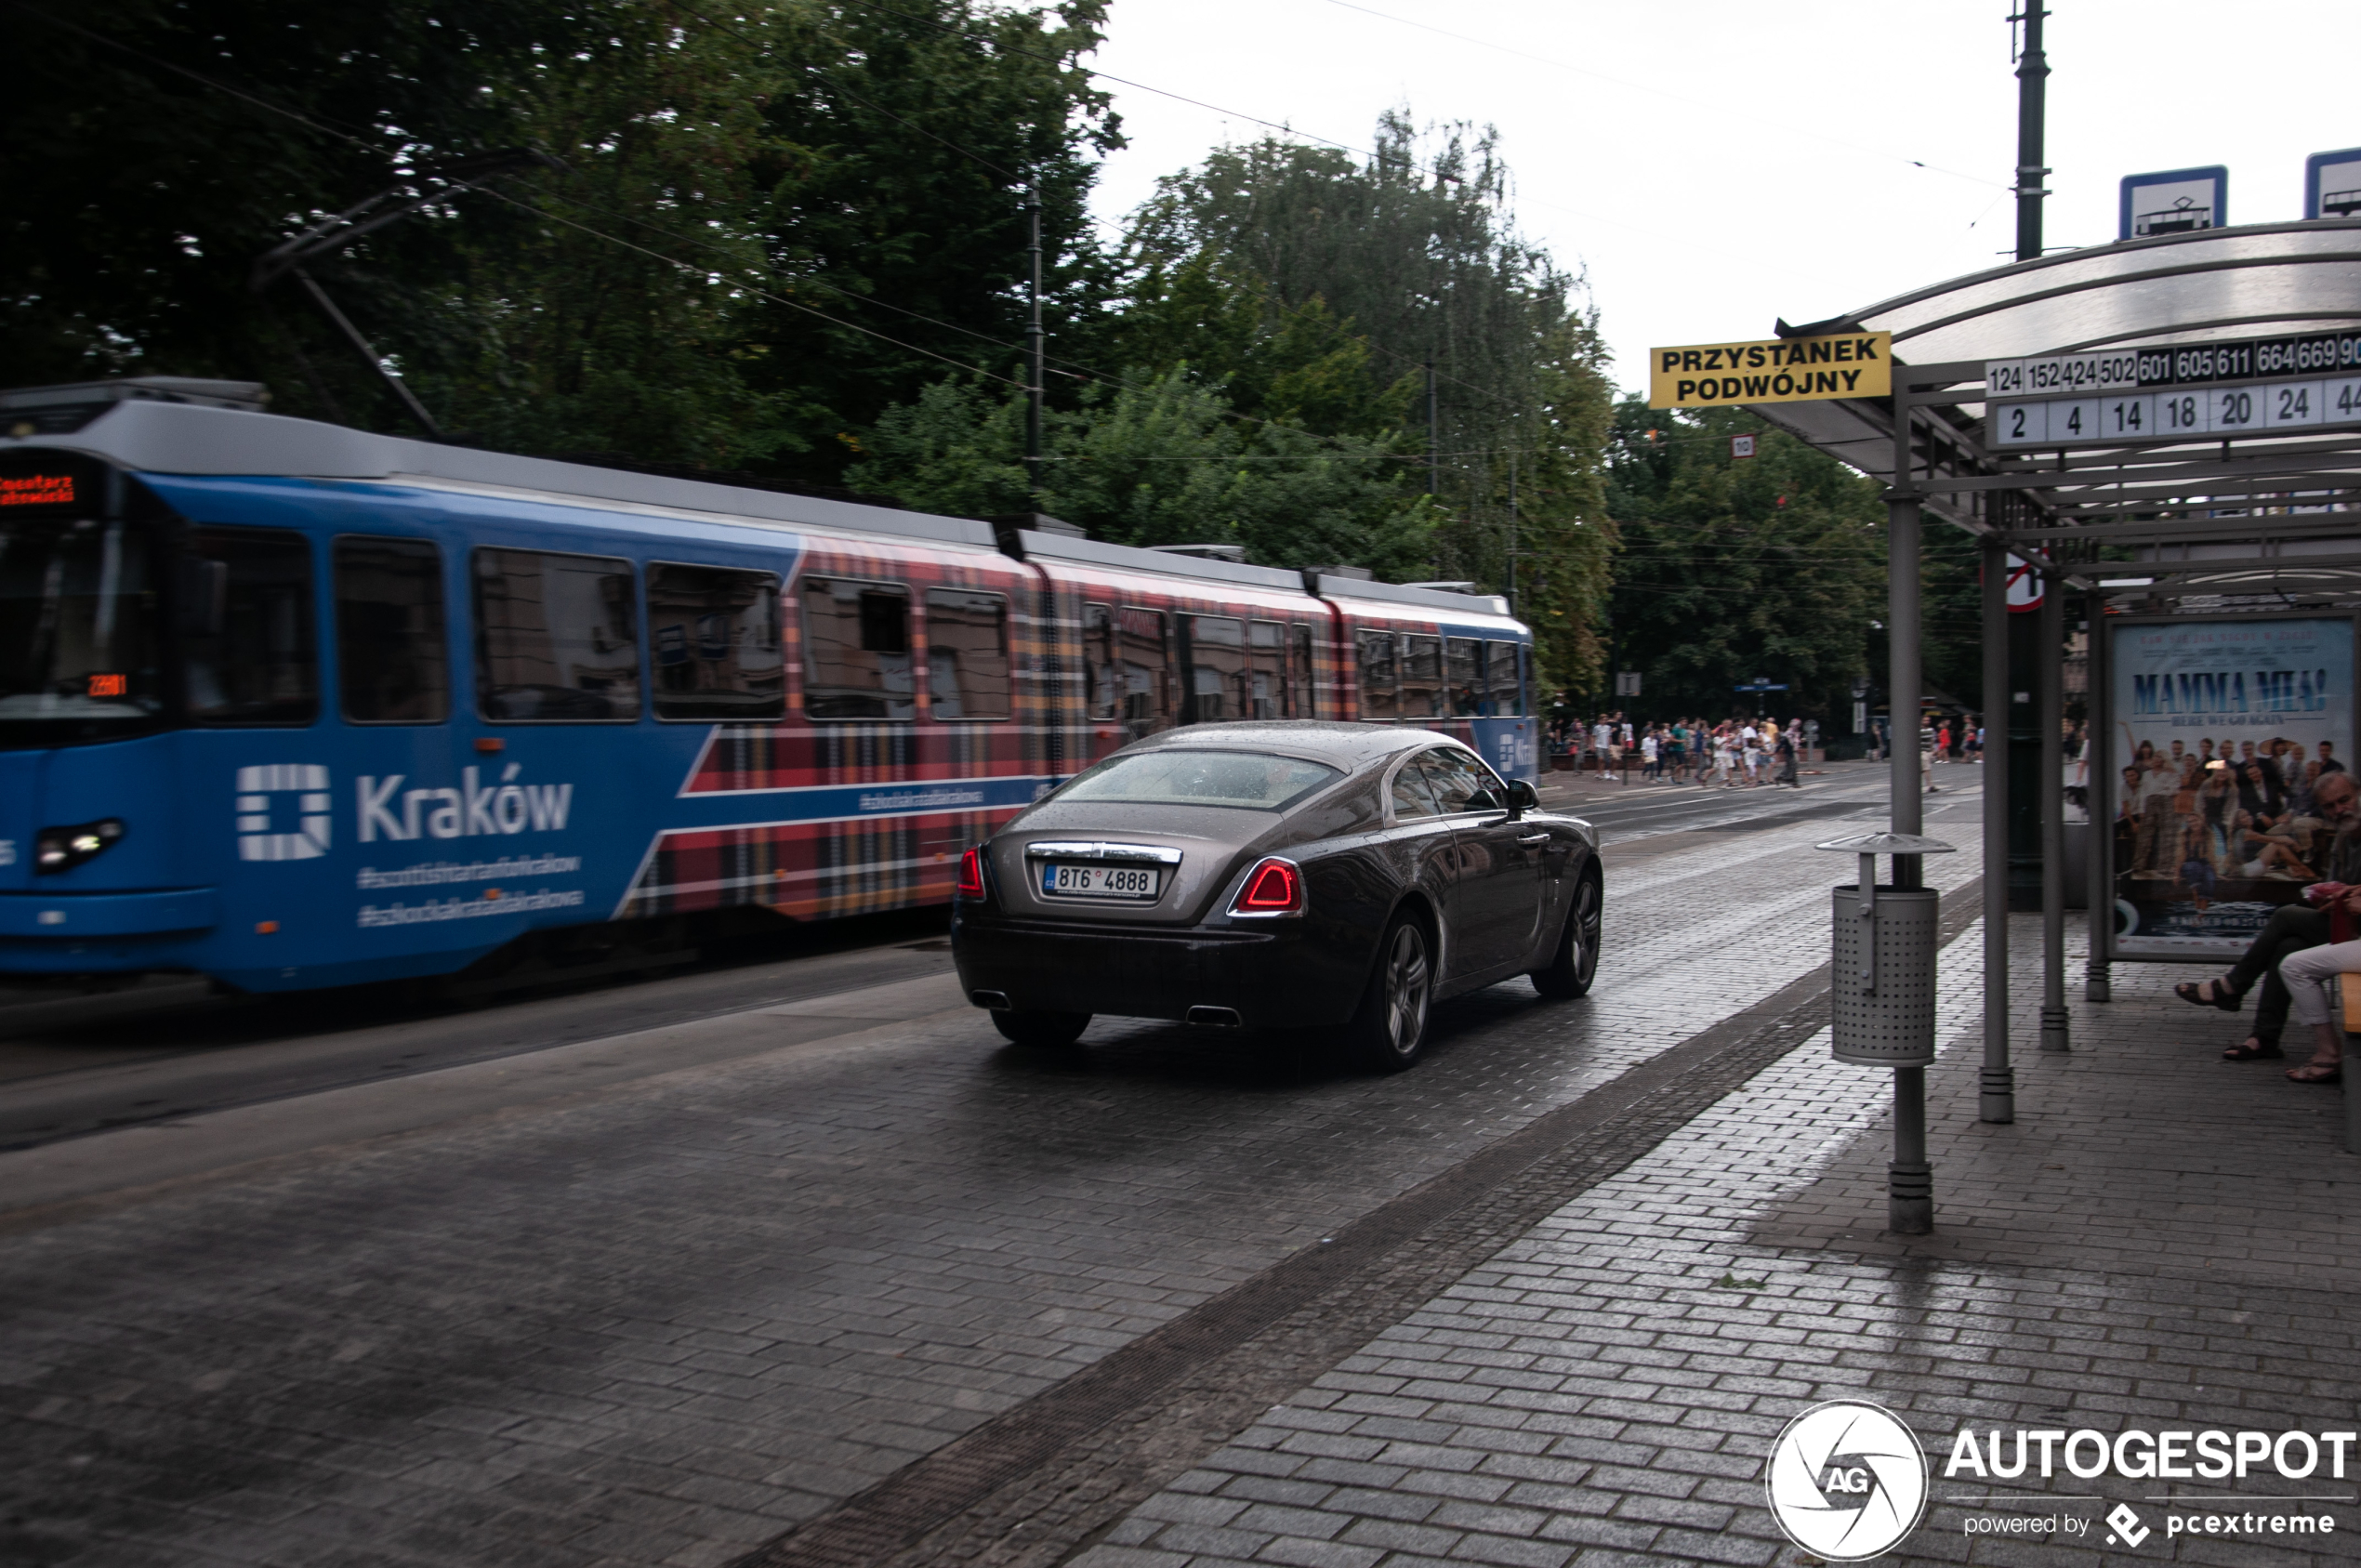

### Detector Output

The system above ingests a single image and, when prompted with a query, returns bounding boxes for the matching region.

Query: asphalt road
[0,761,1915,1168]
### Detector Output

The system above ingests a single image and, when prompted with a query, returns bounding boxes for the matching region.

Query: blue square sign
[2307,148,2361,220]
[2119,166,2227,241]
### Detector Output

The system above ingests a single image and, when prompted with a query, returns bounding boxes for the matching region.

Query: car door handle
[1516,833,1550,846]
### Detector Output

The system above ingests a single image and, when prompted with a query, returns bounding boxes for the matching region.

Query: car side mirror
[1507,778,1538,816]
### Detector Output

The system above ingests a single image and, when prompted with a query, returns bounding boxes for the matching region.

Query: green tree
[1603,399,1886,725]
[851,366,1438,577]
[1125,118,1616,691]
[3,0,1118,480]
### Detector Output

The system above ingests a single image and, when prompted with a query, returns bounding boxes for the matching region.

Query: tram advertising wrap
[2108,615,2357,959]
[0,393,1537,995]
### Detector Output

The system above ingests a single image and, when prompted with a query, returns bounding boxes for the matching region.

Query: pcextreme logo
[1764,1400,1930,1561]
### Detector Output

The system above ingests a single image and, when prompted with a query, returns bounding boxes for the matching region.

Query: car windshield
[0,517,165,747]
[1056,749,1341,811]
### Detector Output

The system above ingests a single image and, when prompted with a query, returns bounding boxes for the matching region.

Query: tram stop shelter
[1739,217,2361,1222]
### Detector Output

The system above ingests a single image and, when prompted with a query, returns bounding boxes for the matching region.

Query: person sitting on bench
[2173,771,2361,1066]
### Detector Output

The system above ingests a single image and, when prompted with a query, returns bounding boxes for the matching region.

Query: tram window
[0,515,163,742]
[1486,640,1523,716]
[1187,614,1246,722]
[335,536,447,724]
[1116,605,1170,733]
[798,577,912,720]
[1246,620,1287,719]
[185,528,318,727]
[924,587,1009,720]
[1289,623,1315,718]
[472,548,641,722]
[1400,634,1444,718]
[1082,602,1119,719]
[648,563,784,721]
[1446,638,1482,716]
[1357,628,1397,719]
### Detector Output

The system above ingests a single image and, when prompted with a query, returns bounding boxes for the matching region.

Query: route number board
[1986,330,2361,450]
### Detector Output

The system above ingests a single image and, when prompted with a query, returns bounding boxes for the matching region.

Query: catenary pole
[2014,4,2050,262]
[1980,537,2015,1122]
[2086,610,2112,1001]
[1887,400,1932,1233]
[1025,182,1045,505]
[1426,359,1440,505]
[1506,453,1519,615]
[2040,573,2070,1048]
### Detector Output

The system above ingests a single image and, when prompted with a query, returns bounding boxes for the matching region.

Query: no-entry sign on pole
[2005,554,2043,613]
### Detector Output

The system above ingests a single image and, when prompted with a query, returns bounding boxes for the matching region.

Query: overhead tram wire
[11,2,1045,395]
[21,0,1551,488]
[1317,0,2009,192]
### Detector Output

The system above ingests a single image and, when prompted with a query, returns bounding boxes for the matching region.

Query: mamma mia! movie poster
[2109,615,2356,958]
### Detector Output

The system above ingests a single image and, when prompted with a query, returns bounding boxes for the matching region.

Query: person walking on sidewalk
[1774,725,1800,788]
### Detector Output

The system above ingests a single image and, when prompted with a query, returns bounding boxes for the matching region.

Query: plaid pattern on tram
[618,539,1049,921]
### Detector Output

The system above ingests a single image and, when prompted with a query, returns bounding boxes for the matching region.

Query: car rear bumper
[951,913,1367,1029]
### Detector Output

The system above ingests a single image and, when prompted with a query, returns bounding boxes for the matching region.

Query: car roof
[1123,722,1470,770]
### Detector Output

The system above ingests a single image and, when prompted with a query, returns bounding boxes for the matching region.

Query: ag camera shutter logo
[1764,1400,1930,1561]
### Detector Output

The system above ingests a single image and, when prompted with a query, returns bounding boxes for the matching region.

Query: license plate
[1041,863,1162,900]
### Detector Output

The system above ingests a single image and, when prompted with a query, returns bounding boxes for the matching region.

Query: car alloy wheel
[1572,874,1602,987]
[1347,915,1432,1071]
[1531,871,1602,999]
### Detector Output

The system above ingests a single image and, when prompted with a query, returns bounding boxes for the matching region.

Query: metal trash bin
[1829,884,1940,1066]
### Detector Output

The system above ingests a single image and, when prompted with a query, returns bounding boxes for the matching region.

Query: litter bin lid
[1814,831,1957,854]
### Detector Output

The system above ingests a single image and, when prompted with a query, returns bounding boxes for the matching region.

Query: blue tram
[0,379,1537,994]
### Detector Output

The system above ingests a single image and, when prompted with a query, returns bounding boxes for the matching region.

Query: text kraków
[358,764,573,843]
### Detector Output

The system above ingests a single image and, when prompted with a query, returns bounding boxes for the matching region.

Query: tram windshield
[0,516,164,746]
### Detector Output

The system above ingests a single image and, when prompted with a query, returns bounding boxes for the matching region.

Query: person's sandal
[2176,979,2242,1011]
[2288,1061,2343,1085]
[2223,1040,2284,1061]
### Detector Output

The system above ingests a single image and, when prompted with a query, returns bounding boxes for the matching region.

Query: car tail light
[1229,856,1305,917]
[956,846,986,899]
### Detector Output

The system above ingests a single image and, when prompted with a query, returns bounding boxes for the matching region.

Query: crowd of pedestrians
[1545,711,1809,789]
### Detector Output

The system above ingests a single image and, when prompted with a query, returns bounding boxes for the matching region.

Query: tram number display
[1039,863,1163,900]
[1993,376,2361,448]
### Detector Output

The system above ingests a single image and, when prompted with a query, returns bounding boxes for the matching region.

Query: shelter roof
[1745,219,2361,605]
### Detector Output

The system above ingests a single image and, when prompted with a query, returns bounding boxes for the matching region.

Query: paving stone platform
[1083,832,2361,1568]
[0,776,1960,1567]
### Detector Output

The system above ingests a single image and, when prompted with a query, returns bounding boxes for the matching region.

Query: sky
[1079,0,2361,399]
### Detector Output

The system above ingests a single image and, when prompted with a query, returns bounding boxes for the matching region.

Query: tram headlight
[34,818,125,875]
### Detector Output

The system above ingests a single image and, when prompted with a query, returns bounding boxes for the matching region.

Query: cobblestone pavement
[1085,818,2361,1568]
[0,775,1973,1566]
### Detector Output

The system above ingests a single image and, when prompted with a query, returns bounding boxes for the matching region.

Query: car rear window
[1056,749,1341,811]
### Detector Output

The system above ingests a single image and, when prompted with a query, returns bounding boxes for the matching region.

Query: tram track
[0,765,1924,1181]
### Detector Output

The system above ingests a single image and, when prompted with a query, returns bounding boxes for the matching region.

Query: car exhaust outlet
[1186,1006,1244,1029]
[969,989,1011,1010]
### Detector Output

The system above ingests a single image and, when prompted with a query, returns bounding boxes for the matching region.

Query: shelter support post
[1887,485,1932,1233]
[2040,573,2070,1050]
[2085,600,2111,1003]
[1979,537,2014,1123]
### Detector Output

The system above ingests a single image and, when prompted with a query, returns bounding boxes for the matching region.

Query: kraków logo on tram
[1764,1400,1930,1561]
[355,765,574,843]
[236,764,334,862]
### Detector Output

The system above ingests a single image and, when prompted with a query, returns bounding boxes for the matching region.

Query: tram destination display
[2106,615,2356,961]
[1988,330,2361,449]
